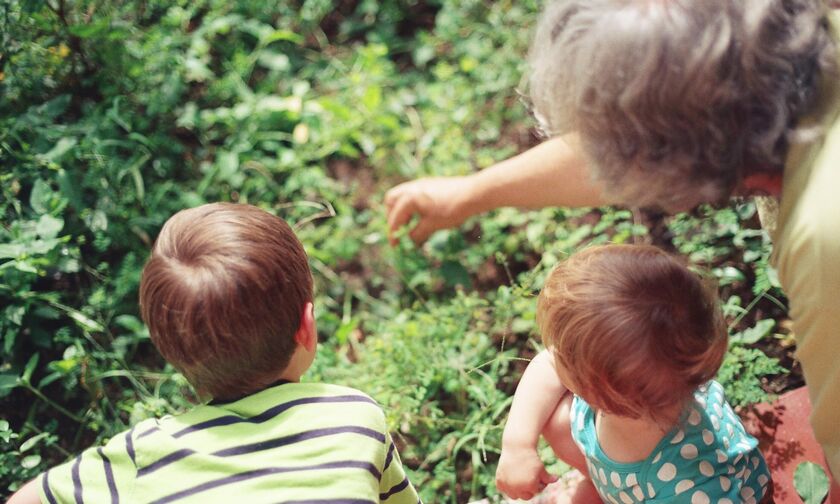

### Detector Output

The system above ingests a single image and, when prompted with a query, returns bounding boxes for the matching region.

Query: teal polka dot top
[570,380,770,503]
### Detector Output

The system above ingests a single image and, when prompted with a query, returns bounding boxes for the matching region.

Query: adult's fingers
[386,196,419,245]
[407,217,435,245]
[384,185,402,210]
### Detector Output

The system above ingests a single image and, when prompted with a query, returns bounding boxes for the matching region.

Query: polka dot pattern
[688,409,702,426]
[657,462,677,482]
[691,490,710,504]
[566,383,770,504]
[680,443,698,459]
[675,479,695,494]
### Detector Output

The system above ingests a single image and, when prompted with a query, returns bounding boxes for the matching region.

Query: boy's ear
[293,302,317,352]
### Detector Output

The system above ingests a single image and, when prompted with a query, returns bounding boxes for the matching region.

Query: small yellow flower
[57,43,70,58]
[293,123,309,144]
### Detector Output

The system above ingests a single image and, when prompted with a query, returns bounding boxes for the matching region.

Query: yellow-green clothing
[771,10,840,478]
[38,381,420,504]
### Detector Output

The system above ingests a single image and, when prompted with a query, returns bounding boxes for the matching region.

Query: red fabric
[740,386,840,504]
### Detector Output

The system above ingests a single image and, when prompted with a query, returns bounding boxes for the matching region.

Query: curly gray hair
[529,0,837,211]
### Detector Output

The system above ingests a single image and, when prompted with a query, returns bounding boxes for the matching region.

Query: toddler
[496,244,770,503]
[9,203,419,504]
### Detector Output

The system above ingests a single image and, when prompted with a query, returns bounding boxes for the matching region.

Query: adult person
[385,0,840,479]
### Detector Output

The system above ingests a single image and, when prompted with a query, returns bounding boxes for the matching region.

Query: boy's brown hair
[139,203,313,400]
[538,244,727,419]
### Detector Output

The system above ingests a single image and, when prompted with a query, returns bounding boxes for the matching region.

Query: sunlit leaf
[795,462,830,504]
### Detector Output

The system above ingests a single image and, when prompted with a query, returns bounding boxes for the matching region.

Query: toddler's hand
[495,445,558,501]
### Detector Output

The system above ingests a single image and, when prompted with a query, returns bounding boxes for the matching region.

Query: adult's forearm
[464,134,608,216]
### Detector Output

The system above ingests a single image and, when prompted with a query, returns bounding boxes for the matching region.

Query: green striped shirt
[39,382,420,504]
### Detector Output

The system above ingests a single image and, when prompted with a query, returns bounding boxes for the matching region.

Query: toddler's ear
[293,302,317,352]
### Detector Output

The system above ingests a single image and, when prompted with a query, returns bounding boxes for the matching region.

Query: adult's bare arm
[384,134,607,245]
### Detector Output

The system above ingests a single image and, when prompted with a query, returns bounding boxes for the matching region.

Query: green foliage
[719,317,782,407]
[0,420,57,493]
[795,461,830,504]
[311,290,519,502]
[0,0,790,501]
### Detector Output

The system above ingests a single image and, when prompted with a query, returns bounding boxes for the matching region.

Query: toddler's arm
[496,350,567,500]
[6,478,40,504]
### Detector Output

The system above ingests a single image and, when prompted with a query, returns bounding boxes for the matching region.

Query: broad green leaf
[441,260,471,289]
[39,95,71,119]
[335,318,359,345]
[4,260,38,274]
[185,57,213,82]
[731,319,775,345]
[0,374,19,391]
[257,52,290,71]
[42,137,77,162]
[29,179,53,214]
[795,461,830,504]
[114,314,145,334]
[57,169,84,211]
[20,432,48,453]
[36,214,64,239]
[0,243,25,259]
[21,454,42,469]
[216,151,239,179]
[85,209,108,232]
[24,238,62,255]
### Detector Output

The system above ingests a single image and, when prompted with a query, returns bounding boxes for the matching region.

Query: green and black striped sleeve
[39,423,139,503]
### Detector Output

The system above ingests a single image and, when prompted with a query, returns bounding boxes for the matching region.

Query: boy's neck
[277,344,316,383]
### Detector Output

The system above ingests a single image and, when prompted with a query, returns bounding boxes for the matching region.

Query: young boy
[8,203,420,504]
